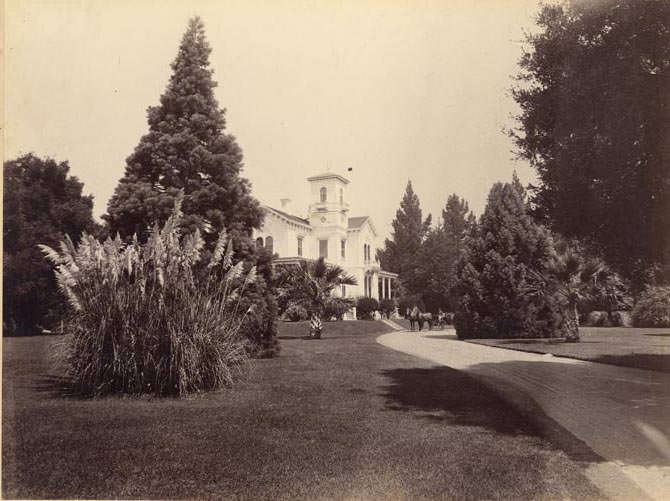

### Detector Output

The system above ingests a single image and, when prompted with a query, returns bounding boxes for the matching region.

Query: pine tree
[378,181,431,295]
[453,178,562,339]
[104,17,276,356]
[415,194,475,312]
[442,194,475,250]
[104,17,262,243]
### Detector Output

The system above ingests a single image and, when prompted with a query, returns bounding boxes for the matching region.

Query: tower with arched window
[251,171,398,317]
[307,172,350,263]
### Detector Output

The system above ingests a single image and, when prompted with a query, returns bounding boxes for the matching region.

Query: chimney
[280,198,291,210]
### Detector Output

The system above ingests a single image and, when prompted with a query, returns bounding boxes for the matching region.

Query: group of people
[406,306,453,331]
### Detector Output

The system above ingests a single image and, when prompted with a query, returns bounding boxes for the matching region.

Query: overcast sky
[6,0,542,238]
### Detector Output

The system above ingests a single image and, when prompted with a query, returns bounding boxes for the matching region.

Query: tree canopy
[377,181,431,295]
[454,177,562,339]
[104,16,263,244]
[3,154,99,334]
[416,194,475,312]
[104,17,276,356]
[512,0,670,287]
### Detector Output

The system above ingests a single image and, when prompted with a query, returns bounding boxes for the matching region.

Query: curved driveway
[378,329,670,501]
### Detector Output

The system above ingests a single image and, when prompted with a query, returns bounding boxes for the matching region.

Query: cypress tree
[378,181,431,295]
[453,177,562,339]
[415,194,475,312]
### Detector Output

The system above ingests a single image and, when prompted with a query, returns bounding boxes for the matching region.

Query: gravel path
[377,329,670,500]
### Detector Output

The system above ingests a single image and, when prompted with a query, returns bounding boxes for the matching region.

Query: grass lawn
[4,320,603,500]
[467,326,670,373]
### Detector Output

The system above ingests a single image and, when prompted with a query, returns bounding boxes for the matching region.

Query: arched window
[339,188,343,205]
[265,236,274,254]
[256,237,264,249]
[320,187,327,203]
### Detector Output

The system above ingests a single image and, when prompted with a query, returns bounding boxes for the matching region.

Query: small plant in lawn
[40,197,256,397]
[278,257,356,338]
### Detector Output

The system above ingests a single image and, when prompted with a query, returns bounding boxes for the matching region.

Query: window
[341,239,346,259]
[256,237,264,249]
[363,244,367,263]
[265,236,273,254]
[341,285,346,297]
[339,188,343,205]
[297,237,303,257]
[320,187,327,203]
[319,239,328,258]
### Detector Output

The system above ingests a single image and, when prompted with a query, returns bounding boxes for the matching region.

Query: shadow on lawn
[32,375,80,399]
[593,354,670,373]
[382,366,544,434]
[381,365,603,463]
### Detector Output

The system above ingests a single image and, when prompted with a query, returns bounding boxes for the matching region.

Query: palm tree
[526,244,616,342]
[279,257,357,339]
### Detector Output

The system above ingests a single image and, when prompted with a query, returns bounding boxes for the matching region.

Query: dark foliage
[453,177,565,339]
[377,181,431,295]
[277,257,356,333]
[3,154,99,335]
[416,194,475,312]
[632,286,670,327]
[379,298,397,319]
[323,298,351,321]
[103,17,277,355]
[356,297,379,320]
[283,304,309,322]
[512,0,670,288]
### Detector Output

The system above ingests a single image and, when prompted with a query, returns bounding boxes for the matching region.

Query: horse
[409,306,420,331]
[436,310,454,329]
[417,312,433,331]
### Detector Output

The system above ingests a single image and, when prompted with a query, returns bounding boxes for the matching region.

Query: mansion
[253,172,397,304]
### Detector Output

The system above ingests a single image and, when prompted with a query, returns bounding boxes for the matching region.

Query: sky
[5,0,543,239]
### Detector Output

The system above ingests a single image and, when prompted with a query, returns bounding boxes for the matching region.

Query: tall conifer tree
[105,17,276,356]
[378,181,431,295]
[105,17,262,242]
[453,178,562,339]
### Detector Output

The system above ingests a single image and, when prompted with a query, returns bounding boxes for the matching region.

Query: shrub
[379,298,396,319]
[284,304,309,322]
[356,297,379,320]
[40,200,254,397]
[584,311,608,327]
[453,179,562,339]
[323,298,353,321]
[632,286,670,327]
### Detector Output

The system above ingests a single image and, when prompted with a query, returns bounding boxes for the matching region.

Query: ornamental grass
[40,198,255,397]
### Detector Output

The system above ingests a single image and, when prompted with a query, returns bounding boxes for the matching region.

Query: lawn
[467,326,670,373]
[4,320,603,500]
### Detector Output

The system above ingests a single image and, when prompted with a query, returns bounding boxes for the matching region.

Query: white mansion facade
[253,172,397,302]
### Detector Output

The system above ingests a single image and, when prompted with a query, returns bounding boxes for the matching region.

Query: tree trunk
[565,299,580,342]
[309,313,322,339]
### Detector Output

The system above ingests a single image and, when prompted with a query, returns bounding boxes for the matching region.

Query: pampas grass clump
[40,198,255,397]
